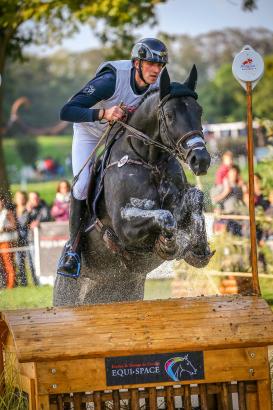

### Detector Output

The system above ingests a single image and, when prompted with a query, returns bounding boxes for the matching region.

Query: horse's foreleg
[178,187,214,267]
[120,198,177,257]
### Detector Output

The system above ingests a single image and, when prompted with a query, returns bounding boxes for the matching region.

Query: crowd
[210,150,273,271]
[0,180,71,289]
[1,154,272,288]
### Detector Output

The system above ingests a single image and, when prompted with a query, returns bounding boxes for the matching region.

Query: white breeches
[72,127,99,200]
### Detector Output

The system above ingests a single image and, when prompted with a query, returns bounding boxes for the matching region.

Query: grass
[0,352,28,410]
[0,285,53,310]
[3,135,72,170]
[0,277,272,311]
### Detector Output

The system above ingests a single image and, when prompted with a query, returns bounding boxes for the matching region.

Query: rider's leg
[57,194,86,277]
[57,127,97,277]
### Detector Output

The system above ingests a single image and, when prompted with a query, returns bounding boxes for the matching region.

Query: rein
[115,93,205,164]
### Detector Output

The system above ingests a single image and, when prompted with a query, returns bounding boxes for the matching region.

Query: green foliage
[14,137,39,165]
[208,232,251,273]
[0,285,53,309]
[3,50,104,127]
[0,0,166,66]
[253,55,273,120]
[199,63,246,123]
[0,352,28,410]
[256,149,273,196]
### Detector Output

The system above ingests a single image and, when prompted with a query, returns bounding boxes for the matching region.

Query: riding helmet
[131,38,168,65]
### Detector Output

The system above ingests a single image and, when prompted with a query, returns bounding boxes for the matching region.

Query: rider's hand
[101,105,126,122]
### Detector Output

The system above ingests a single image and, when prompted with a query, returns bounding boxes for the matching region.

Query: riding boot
[57,196,86,278]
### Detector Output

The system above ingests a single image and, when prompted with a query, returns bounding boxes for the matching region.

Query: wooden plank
[112,390,120,410]
[19,374,36,410]
[245,392,258,410]
[57,395,63,410]
[36,347,269,394]
[166,386,175,410]
[2,296,273,363]
[238,381,246,410]
[148,387,157,410]
[36,395,50,410]
[0,343,5,396]
[183,385,191,410]
[256,379,272,410]
[220,382,230,410]
[199,383,208,410]
[73,392,82,410]
[93,391,102,410]
[130,388,139,410]
[19,362,36,379]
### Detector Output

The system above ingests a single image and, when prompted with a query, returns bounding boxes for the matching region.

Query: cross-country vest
[73,60,160,140]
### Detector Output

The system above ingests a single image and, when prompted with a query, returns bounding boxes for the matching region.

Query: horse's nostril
[190,155,197,166]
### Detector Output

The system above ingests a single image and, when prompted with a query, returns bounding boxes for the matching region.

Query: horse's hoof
[155,235,178,260]
[183,248,215,268]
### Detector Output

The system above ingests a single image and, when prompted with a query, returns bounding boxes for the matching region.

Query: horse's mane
[138,87,159,107]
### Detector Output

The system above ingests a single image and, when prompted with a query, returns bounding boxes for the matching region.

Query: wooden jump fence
[1,295,273,409]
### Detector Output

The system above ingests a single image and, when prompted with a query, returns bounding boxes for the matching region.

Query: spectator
[243,173,270,241]
[0,196,17,288]
[27,192,51,229]
[253,173,270,211]
[14,191,38,286]
[243,173,270,272]
[264,189,273,240]
[51,180,71,222]
[215,151,234,186]
[211,165,247,236]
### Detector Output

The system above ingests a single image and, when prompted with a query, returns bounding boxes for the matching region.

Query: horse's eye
[166,112,174,122]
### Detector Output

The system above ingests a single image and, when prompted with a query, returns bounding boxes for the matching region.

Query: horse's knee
[185,187,204,211]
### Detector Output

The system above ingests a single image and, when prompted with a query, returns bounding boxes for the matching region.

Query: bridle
[157,94,205,162]
[116,93,205,163]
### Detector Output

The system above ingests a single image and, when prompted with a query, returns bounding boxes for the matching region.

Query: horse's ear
[184,64,197,91]
[159,67,171,101]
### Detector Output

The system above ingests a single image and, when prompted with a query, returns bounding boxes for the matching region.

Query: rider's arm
[60,69,116,123]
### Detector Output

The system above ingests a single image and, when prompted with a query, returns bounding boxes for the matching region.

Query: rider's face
[134,60,164,85]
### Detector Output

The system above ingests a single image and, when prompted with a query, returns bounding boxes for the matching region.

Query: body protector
[73,60,160,142]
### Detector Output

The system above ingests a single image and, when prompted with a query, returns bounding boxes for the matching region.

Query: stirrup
[57,251,81,279]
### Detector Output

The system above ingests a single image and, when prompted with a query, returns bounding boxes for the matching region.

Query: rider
[57,38,168,278]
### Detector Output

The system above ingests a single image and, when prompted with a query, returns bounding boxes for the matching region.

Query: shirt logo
[83,84,95,95]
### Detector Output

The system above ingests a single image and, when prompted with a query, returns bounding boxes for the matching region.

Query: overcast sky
[26,0,273,55]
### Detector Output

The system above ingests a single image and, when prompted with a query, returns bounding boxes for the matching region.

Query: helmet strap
[138,60,149,86]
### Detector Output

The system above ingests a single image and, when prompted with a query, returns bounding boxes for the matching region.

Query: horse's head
[158,66,211,175]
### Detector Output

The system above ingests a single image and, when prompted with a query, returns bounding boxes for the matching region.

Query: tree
[0,0,166,198]
[242,0,257,10]
[198,63,245,123]
[253,55,273,120]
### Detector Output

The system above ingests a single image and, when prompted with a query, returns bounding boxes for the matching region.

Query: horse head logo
[242,58,253,65]
[164,355,198,382]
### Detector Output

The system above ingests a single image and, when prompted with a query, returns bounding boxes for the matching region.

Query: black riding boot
[57,196,86,278]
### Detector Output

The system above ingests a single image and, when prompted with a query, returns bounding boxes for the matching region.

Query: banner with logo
[34,221,69,284]
[105,351,204,386]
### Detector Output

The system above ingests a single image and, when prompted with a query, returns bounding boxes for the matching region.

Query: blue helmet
[131,38,168,65]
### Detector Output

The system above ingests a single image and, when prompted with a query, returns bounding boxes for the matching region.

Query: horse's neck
[125,95,162,162]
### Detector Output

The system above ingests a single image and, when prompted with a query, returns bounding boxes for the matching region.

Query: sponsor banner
[36,221,69,281]
[105,351,204,386]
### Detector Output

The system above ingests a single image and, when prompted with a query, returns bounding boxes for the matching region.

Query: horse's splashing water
[53,65,214,306]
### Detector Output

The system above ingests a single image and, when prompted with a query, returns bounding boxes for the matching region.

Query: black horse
[53,66,214,306]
